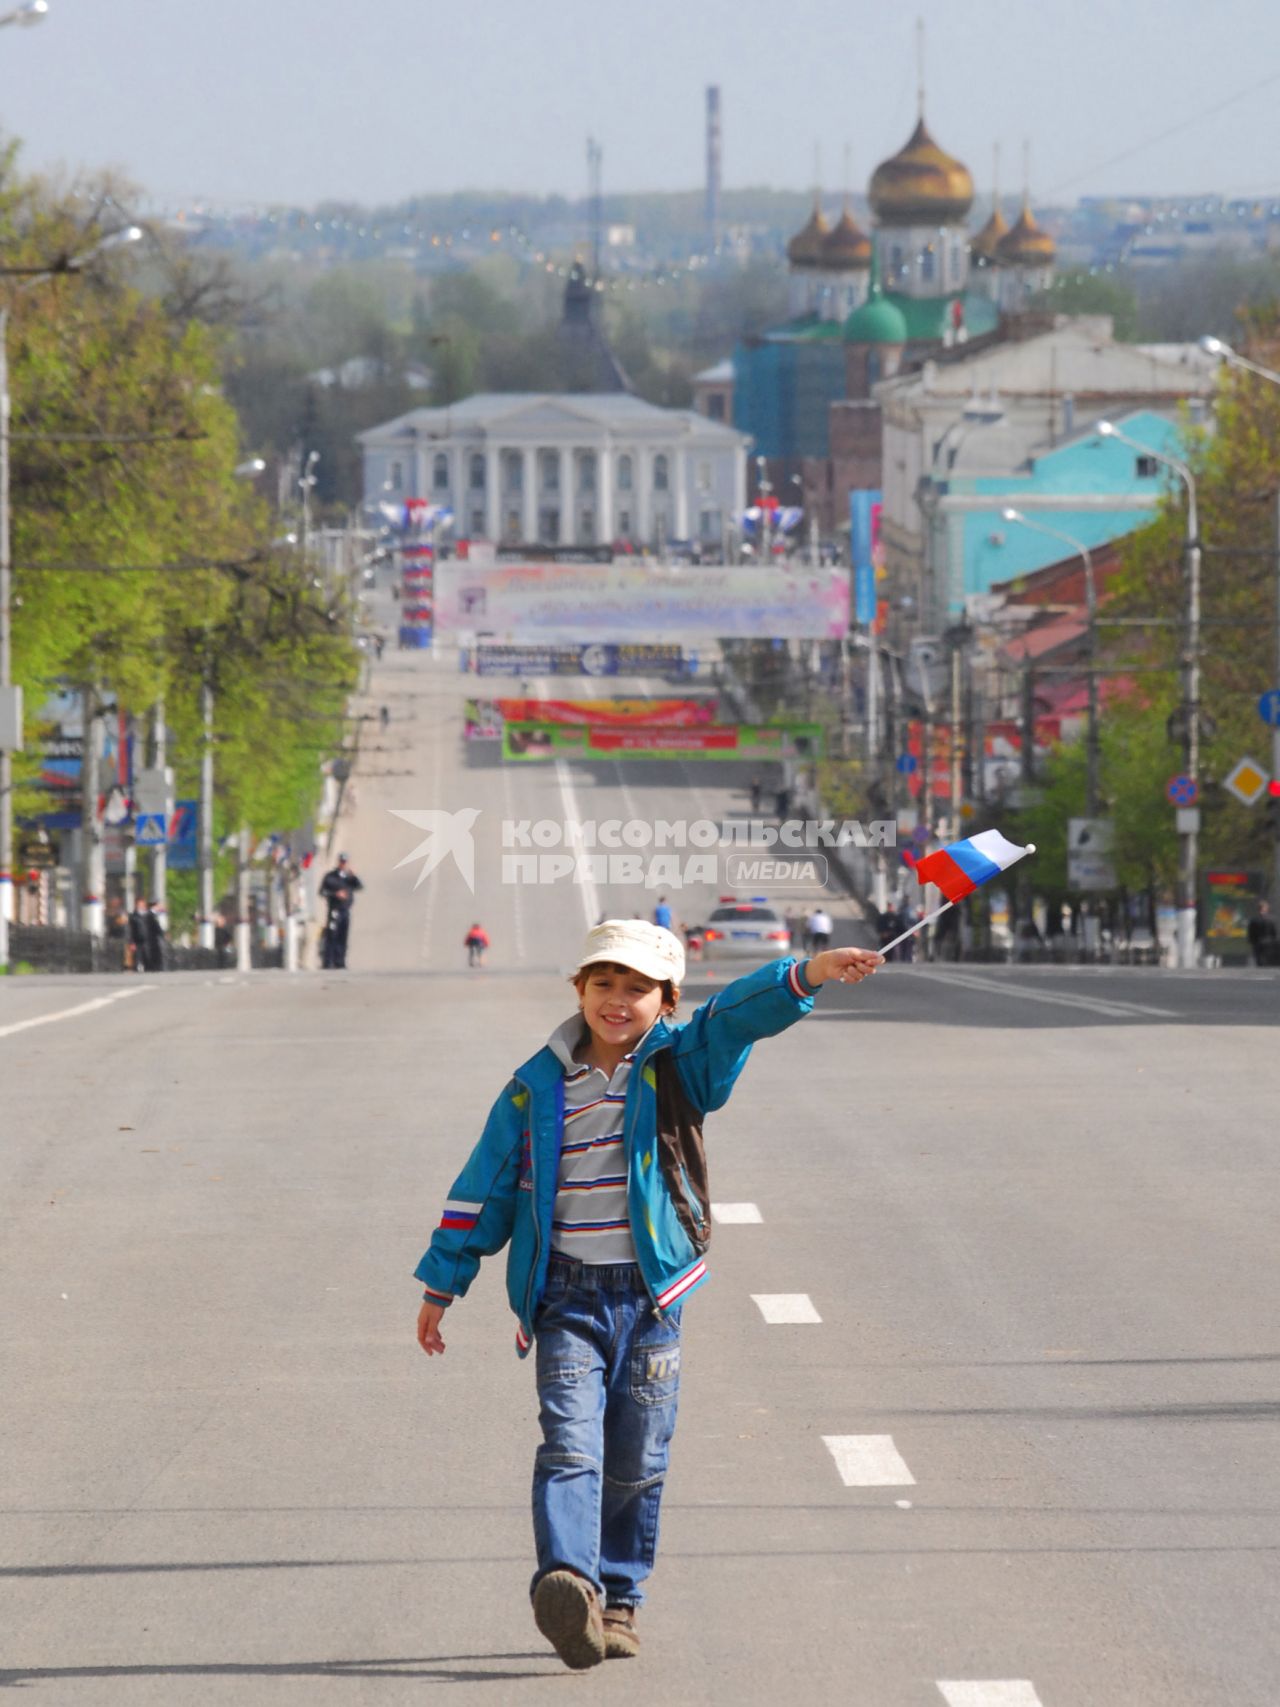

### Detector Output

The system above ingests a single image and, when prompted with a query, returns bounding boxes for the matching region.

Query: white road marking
[711,1202,763,1224]
[937,1684,1045,1707]
[0,986,154,1041]
[822,1434,916,1486]
[752,1293,821,1324]
[500,753,527,963]
[910,967,1176,1020]
[533,676,598,930]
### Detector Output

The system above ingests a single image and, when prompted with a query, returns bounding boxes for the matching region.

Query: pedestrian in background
[807,905,832,953]
[143,900,167,972]
[652,896,673,932]
[465,923,490,967]
[320,853,364,969]
[128,897,151,973]
[749,774,763,812]
[1248,900,1278,967]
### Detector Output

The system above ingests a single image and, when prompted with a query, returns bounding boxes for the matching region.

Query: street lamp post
[0,226,142,971]
[1200,336,1280,911]
[1098,419,1201,969]
[1002,508,1101,816]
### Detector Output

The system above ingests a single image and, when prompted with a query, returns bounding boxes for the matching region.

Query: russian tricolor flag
[908,829,1032,903]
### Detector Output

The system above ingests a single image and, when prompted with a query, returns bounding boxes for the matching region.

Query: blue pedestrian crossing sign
[135,812,167,846]
[1258,689,1280,727]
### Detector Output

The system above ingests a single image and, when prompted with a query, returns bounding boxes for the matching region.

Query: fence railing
[4,925,280,975]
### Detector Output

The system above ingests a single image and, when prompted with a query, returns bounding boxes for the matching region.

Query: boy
[414,918,882,1669]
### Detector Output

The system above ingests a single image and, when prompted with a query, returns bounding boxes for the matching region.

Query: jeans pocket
[629,1333,682,1408]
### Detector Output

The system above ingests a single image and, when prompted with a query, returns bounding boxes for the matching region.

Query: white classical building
[359,392,750,550]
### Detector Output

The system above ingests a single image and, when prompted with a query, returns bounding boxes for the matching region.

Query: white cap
[576,918,685,986]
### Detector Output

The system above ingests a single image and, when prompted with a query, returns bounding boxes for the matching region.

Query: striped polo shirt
[546,1014,642,1265]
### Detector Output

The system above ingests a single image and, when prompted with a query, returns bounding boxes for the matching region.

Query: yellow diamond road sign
[1223,757,1269,806]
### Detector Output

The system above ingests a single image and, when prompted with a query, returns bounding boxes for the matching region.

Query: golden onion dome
[822,204,873,269]
[787,201,832,267]
[970,202,1010,264]
[869,117,974,227]
[997,200,1056,265]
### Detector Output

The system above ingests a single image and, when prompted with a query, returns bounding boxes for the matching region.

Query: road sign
[165,800,199,871]
[134,813,167,846]
[1223,757,1270,807]
[1175,807,1201,834]
[1258,689,1280,728]
[895,752,918,775]
[1068,817,1116,892]
[1166,774,1198,806]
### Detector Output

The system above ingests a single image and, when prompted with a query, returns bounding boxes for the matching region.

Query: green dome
[843,288,908,345]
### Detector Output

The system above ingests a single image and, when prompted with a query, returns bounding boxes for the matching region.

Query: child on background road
[414,919,881,1668]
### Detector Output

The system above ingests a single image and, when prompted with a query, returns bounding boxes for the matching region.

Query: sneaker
[532,1571,605,1670]
[603,1604,640,1659]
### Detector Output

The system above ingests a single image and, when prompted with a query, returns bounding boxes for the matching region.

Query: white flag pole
[879,899,954,956]
[882,842,1036,958]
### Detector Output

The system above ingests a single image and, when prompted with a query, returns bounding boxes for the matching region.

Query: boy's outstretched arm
[417,1299,447,1356]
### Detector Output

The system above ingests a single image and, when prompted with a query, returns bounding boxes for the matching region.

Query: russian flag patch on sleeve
[439,1199,481,1231]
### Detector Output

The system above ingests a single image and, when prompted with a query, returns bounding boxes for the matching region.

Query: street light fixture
[1097,418,1201,970]
[1002,507,1101,817]
[1,223,144,968]
[0,1,49,28]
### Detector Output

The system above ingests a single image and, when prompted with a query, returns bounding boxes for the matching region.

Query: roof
[844,289,908,345]
[358,393,749,447]
[695,359,735,385]
[879,317,1219,402]
[999,612,1088,666]
[787,201,831,267]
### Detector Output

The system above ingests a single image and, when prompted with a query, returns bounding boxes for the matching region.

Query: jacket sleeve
[670,956,817,1113]
[413,1079,523,1304]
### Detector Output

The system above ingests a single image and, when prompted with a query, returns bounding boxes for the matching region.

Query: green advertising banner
[502,722,824,762]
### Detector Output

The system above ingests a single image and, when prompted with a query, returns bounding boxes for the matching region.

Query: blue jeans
[531,1256,682,1608]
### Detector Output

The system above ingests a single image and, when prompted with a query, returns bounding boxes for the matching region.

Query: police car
[701,896,792,964]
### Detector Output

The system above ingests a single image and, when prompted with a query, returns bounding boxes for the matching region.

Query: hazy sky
[5,0,1280,210]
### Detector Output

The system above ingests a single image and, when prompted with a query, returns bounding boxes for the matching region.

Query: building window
[388,460,403,491]
[707,393,726,421]
[577,451,597,493]
[432,453,449,491]
[618,454,633,490]
[697,460,712,491]
[538,507,560,544]
[580,508,596,542]
[469,453,486,490]
[890,245,904,281]
[470,509,486,537]
[1135,455,1159,479]
[505,509,521,541]
[618,509,632,537]
[502,449,523,491]
[539,449,560,492]
[653,453,669,492]
[920,245,936,284]
[700,508,721,542]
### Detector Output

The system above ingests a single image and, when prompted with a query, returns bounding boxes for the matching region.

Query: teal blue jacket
[414,956,818,1354]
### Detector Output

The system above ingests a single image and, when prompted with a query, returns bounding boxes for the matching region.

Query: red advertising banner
[493,698,716,729]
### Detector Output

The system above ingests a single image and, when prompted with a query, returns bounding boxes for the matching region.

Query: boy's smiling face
[577,961,670,1058]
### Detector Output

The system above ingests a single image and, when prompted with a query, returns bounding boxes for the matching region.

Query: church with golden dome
[732,106,1058,512]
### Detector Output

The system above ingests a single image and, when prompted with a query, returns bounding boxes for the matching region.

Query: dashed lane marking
[752,1293,821,1323]
[711,1202,763,1224]
[937,1685,1045,1707]
[909,966,1177,1020]
[0,986,155,1041]
[822,1433,916,1486]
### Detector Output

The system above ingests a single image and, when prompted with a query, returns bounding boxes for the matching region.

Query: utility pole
[81,687,105,940]
[1179,483,1202,970]
[1273,491,1280,909]
[949,634,963,839]
[0,310,14,971]
[150,700,167,910]
[197,678,214,950]
[235,825,252,972]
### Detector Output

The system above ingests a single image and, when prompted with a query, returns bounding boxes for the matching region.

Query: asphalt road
[3,645,1279,1706]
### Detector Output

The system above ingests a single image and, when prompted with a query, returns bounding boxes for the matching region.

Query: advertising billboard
[435,562,850,642]
[502,722,824,762]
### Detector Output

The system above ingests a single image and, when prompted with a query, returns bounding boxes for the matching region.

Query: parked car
[701,898,792,963]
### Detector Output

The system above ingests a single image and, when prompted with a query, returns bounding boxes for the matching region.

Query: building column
[561,447,576,546]
[522,447,537,544]
[636,449,653,547]
[673,446,690,542]
[484,444,500,541]
[597,445,614,546]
